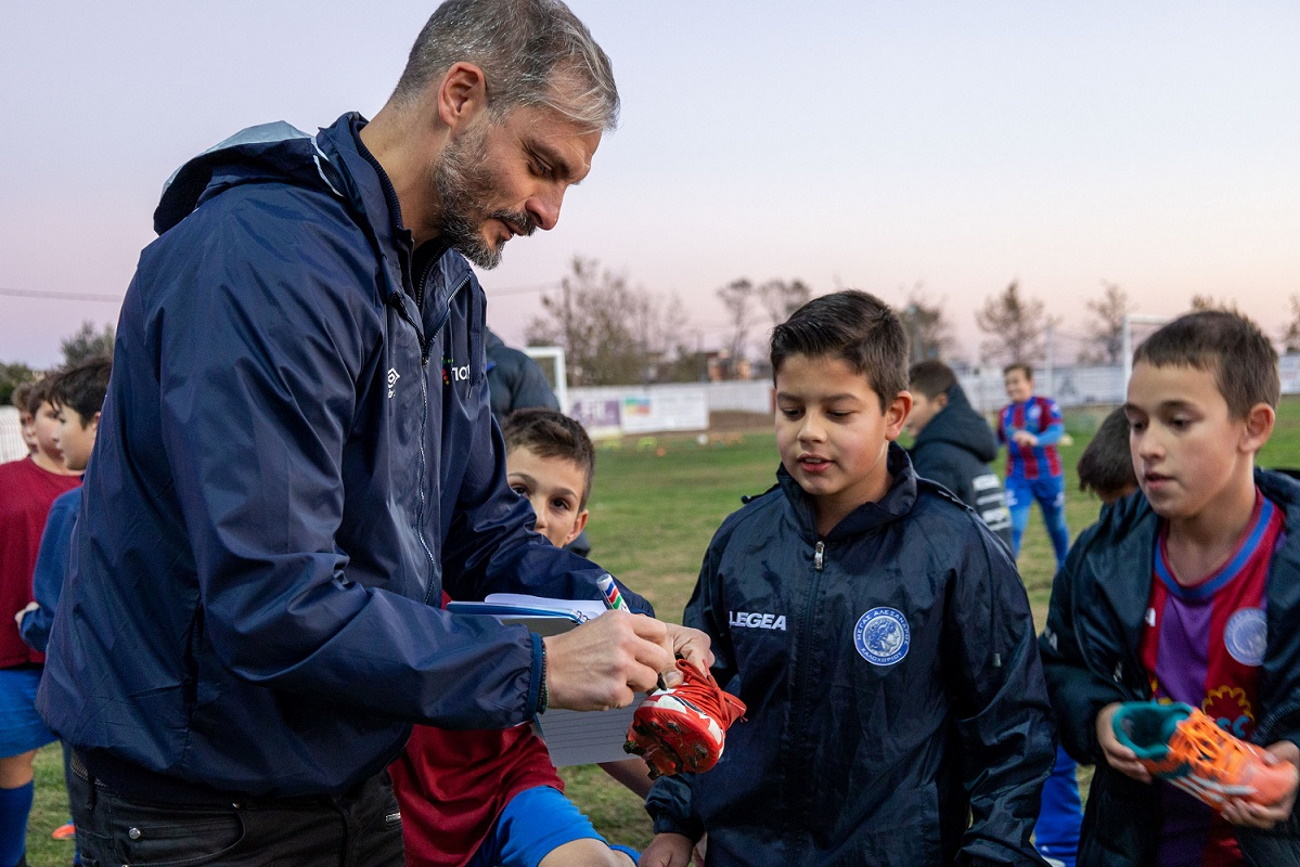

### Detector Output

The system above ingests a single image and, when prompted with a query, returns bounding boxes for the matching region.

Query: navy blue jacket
[37,114,647,798]
[485,329,560,424]
[1041,470,1300,866]
[18,487,80,653]
[646,445,1053,866]
[909,383,1013,548]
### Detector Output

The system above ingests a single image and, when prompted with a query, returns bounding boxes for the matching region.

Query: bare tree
[1078,281,1135,365]
[1282,294,1300,354]
[716,278,755,379]
[756,279,812,330]
[897,284,955,363]
[1190,294,1241,313]
[974,281,1053,366]
[61,321,115,366]
[525,256,693,386]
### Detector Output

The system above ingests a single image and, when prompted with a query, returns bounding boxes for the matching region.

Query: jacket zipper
[785,539,825,832]
[813,541,825,571]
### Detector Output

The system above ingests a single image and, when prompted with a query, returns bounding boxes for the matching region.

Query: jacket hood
[154,115,363,235]
[913,383,999,463]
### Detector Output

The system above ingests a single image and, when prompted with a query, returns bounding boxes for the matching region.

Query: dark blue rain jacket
[37,113,647,798]
[646,445,1053,866]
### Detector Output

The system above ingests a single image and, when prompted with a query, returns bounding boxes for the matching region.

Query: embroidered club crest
[854,607,910,666]
[1224,607,1267,667]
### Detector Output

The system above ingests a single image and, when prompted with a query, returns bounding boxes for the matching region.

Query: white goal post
[1121,314,1175,391]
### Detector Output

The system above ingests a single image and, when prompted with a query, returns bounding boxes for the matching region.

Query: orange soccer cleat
[1112,701,1298,811]
[625,660,746,779]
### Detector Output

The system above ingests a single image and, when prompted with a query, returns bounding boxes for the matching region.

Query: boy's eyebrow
[1123,399,1198,415]
[774,391,863,402]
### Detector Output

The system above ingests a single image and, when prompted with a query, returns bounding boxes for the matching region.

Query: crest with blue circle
[1224,607,1267,667]
[854,607,910,666]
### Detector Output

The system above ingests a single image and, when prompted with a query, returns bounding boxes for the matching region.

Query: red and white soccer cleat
[625,659,746,779]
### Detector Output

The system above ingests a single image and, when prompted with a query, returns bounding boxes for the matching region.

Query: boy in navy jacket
[642,291,1054,866]
[1041,311,1300,865]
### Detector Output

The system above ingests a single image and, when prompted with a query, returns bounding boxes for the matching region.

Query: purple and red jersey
[1139,491,1284,867]
[997,396,1063,480]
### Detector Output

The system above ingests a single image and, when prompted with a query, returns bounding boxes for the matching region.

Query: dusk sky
[3,1,1298,370]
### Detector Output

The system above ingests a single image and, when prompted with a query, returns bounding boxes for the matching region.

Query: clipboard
[446,594,646,766]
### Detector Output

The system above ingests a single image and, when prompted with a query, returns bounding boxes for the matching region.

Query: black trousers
[69,763,404,867]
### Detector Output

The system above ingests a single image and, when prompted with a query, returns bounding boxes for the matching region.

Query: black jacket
[909,383,1013,548]
[485,329,560,424]
[1040,470,1300,866]
[646,445,1053,866]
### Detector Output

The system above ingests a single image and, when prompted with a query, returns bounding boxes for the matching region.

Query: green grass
[25,398,1300,863]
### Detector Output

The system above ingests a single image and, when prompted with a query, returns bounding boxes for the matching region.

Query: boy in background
[909,358,1080,866]
[906,359,1012,547]
[643,291,1054,866]
[1076,407,1139,506]
[17,356,111,862]
[10,383,38,457]
[999,363,1071,568]
[391,408,645,867]
[1041,310,1300,865]
[1,377,81,867]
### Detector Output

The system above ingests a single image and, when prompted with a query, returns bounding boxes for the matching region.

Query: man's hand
[1221,740,1300,829]
[1096,702,1154,783]
[1011,429,1039,447]
[638,832,694,867]
[543,610,675,711]
[14,601,38,629]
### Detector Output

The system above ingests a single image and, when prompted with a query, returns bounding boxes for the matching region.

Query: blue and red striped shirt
[997,396,1064,480]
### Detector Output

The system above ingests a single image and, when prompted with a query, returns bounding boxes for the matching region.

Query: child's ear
[934,393,949,411]
[1240,403,1276,454]
[88,411,102,435]
[885,391,913,441]
[564,509,590,546]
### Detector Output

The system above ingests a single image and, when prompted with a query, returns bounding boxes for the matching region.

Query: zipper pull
[813,541,825,571]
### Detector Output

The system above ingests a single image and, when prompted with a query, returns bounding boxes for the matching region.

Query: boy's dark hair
[48,356,113,426]
[1003,362,1033,381]
[1077,407,1137,500]
[23,377,55,417]
[770,290,909,412]
[908,359,957,399]
[1133,310,1280,418]
[502,407,596,506]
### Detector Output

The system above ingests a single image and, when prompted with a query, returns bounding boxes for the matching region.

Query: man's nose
[526,186,563,232]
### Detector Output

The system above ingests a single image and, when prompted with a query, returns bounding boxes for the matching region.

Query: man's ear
[1240,402,1275,454]
[564,509,590,546]
[436,61,489,131]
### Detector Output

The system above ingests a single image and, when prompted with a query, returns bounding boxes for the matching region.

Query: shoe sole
[625,714,719,778]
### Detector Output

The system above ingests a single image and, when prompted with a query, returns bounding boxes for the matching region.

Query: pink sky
[3,1,1297,370]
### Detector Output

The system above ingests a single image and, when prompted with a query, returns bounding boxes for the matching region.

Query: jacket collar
[777,442,918,541]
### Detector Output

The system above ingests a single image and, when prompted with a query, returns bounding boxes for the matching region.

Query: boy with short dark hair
[1076,407,1139,505]
[999,362,1071,568]
[907,359,1013,547]
[1041,310,1300,865]
[391,407,644,867]
[642,290,1054,866]
[19,356,113,652]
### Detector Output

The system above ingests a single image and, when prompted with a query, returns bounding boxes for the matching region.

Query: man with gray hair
[38,1,708,863]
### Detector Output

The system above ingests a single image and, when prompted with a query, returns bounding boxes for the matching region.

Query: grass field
[23,397,1300,864]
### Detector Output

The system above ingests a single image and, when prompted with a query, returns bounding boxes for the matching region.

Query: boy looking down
[642,290,1054,866]
[1041,310,1300,865]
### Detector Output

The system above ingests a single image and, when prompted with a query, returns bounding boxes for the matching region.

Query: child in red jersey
[1,376,81,867]
[1041,310,1300,866]
[391,409,647,867]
